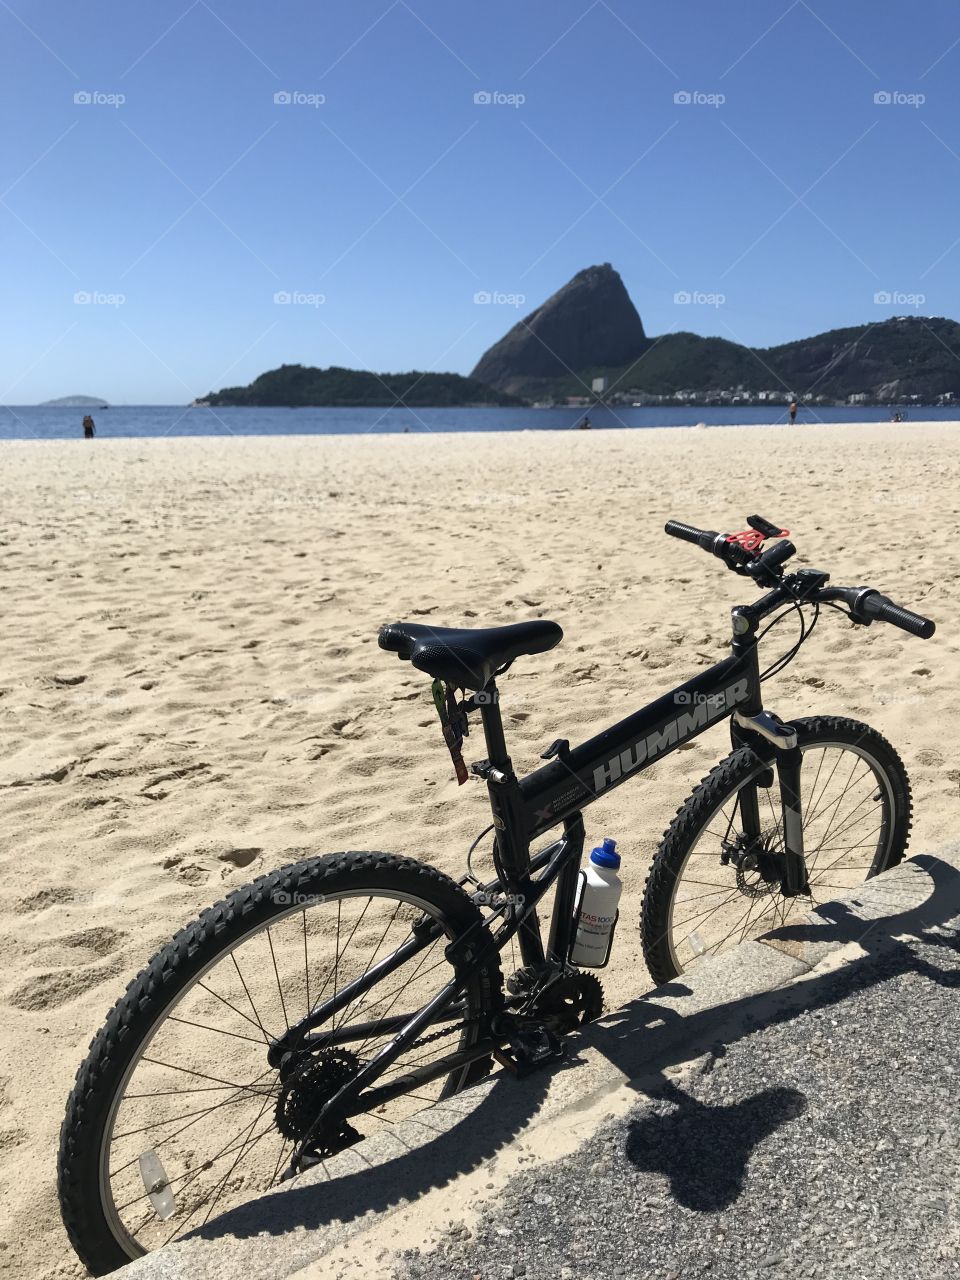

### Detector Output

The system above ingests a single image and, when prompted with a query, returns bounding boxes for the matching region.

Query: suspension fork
[775,743,809,896]
[729,606,809,897]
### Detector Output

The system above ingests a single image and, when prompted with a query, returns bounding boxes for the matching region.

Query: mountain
[202,364,523,408]
[761,317,960,401]
[470,263,647,396]
[534,316,960,403]
[469,265,960,403]
[40,395,109,407]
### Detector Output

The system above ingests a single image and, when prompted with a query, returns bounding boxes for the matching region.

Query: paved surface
[124,847,960,1280]
[400,923,960,1280]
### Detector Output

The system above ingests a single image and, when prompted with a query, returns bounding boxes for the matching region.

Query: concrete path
[124,843,960,1280]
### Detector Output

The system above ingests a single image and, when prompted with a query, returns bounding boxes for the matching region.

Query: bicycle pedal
[493,1019,565,1076]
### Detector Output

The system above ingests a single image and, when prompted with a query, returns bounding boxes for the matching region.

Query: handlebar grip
[860,592,936,639]
[664,520,719,552]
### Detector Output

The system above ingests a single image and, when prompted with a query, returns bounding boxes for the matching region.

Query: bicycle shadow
[624,1077,807,1211]
[598,852,960,1210]
[182,852,960,1251]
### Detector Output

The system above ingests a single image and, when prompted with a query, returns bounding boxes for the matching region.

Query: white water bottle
[569,838,622,968]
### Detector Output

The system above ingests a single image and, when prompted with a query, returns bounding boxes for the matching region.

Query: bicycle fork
[733,709,810,898]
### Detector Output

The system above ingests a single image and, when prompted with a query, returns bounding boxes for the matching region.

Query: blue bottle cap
[590,837,620,869]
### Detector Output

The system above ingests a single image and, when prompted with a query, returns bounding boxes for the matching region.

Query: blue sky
[2,0,959,403]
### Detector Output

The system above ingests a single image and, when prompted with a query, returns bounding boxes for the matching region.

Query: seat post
[478,681,511,771]
[477,680,544,966]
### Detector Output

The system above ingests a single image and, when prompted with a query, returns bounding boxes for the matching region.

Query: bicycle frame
[281,593,811,1160]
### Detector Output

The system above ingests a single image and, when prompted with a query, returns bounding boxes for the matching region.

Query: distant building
[591,376,608,394]
[848,393,870,404]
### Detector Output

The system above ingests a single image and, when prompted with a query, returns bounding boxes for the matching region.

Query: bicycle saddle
[378,619,562,690]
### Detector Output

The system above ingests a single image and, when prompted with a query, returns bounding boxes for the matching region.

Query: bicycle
[58,514,935,1274]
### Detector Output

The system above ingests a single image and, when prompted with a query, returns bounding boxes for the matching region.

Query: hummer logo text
[593,679,749,792]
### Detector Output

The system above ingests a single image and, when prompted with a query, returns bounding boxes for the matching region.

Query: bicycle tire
[641,716,913,985]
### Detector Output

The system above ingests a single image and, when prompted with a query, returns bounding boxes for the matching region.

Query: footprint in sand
[47,673,87,688]
[33,927,127,965]
[17,885,79,913]
[8,959,122,1011]
[173,862,216,887]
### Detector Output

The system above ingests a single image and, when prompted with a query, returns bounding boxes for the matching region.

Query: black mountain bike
[59,515,935,1274]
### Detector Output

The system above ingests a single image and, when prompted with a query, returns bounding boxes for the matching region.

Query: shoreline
[2,417,960,446]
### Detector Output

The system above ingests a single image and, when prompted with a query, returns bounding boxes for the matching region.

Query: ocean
[2,403,957,441]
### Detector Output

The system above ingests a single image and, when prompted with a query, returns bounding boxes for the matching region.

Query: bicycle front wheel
[641,717,912,985]
[58,851,501,1275]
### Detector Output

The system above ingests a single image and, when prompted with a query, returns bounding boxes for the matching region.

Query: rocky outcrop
[470,264,647,395]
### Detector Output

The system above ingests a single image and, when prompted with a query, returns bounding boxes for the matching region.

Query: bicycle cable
[757,597,820,683]
[465,823,495,885]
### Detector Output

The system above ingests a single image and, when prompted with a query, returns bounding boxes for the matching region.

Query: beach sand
[1,422,958,1278]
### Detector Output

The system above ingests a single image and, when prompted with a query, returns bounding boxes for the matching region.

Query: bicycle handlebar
[821,587,936,639]
[664,519,755,571]
[665,518,936,640]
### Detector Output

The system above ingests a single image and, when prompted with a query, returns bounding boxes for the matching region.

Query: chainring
[529,971,605,1032]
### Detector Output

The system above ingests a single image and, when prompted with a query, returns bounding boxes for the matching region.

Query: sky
[2,0,960,404]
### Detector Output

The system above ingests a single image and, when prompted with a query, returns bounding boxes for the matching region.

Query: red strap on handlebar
[725,527,789,553]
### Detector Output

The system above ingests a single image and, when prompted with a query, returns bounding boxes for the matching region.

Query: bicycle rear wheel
[640,717,912,984]
[58,851,501,1275]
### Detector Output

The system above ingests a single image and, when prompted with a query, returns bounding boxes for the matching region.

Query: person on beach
[579,414,592,430]
[82,414,96,439]
[788,401,798,424]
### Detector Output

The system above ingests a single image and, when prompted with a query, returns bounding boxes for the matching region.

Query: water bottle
[569,838,622,968]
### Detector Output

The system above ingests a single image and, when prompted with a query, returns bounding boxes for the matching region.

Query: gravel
[399,924,960,1280]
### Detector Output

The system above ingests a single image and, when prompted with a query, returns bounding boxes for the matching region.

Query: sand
[1,422,957,1278]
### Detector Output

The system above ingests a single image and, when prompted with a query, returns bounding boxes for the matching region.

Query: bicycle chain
[408,1016,480,1052]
